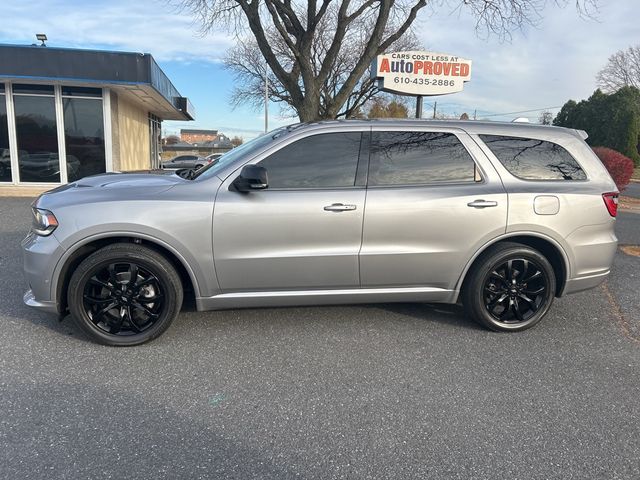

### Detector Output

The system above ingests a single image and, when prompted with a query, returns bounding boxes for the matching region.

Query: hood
[43,172,185,195]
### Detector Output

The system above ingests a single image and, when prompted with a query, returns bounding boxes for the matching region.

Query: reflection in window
[14,94,60,183]
[63,97,105,181]
[0,88,10,182]
[480,135,587,180]
[369,132,476,186]
[259,132,362,188]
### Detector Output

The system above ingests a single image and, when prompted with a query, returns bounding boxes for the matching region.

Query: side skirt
[195,286,457,311]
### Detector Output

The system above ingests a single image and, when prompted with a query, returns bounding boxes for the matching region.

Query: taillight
[602,192,619,217]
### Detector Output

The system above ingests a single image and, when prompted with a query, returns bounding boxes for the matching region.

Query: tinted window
[61,86,102,98]
[0,89,10,182]
[368,132,476,186]
[14,95,60,182]
[12,84,54,95]
[63,97,106,182]
[480,135,587,181]
[259,132,361,188]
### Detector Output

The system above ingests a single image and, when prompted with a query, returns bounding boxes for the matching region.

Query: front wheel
[68,244,183,346]
[463,243,556,332]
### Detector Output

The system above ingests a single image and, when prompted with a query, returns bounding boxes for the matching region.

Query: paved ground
[0,197,639,480]
[624,181,640,199]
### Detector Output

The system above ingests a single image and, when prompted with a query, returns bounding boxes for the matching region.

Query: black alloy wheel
[82,262,164,336]
[483,258,547,324]
[463,242,556,332]
[68,244,183,346]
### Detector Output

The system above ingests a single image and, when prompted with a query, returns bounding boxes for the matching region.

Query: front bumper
[23,289,59,314]
[21,231,65,314]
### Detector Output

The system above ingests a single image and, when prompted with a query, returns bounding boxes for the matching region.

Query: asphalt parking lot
[1,197,639,480]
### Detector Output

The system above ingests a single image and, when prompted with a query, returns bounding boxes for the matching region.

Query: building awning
[0,44,195,121]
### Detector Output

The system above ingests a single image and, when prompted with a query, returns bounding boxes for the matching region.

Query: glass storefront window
[13,87,60,183]
[0,85,11,182]
[62,96,105,181]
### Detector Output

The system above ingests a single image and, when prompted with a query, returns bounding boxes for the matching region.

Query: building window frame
[4,83,20,185]
[0,82,114,186]
[54,84,69,184]
[103,88,113,173]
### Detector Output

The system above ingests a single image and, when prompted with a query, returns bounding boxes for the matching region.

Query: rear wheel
[68,244,183,346]
[463,242,556,332]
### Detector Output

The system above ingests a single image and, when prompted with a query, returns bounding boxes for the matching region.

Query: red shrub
[592,147,634,192]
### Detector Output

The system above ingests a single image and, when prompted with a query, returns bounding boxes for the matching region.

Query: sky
[0,0,637,140]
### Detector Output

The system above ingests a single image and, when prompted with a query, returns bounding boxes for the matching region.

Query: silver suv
[22,120,619,345]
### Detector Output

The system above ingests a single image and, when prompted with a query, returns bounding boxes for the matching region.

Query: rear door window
[368,131,477,186]
[479,135,587,180]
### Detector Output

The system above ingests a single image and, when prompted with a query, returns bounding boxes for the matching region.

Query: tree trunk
[296,90,323,122]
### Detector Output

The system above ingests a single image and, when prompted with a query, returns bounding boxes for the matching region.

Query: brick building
[180,129,218,144]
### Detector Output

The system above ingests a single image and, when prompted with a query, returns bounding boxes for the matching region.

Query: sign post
[371,51,472,116]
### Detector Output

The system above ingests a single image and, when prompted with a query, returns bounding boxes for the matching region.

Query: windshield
[193,130,283,180]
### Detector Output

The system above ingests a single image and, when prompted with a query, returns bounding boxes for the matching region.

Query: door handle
[467,199,498,208]
[324,203,357,212]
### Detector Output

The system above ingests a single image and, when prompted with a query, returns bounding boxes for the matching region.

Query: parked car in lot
[205,153,224,163]
[23,120,619,345]
[161,154,206,170]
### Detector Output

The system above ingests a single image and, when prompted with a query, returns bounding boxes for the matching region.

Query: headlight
[31,207,58,236]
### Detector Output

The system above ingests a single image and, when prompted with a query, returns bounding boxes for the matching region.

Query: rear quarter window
[479,135,587,181]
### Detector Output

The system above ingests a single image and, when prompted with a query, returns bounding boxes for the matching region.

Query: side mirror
[230,165,268,193]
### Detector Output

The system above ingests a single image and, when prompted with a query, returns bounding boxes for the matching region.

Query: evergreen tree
[554,87,640,165]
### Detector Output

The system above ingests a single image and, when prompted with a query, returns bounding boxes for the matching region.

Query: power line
[480,106,563,118]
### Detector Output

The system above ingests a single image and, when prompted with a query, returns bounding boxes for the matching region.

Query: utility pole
[264,61,269,133]
[432,101,437,119]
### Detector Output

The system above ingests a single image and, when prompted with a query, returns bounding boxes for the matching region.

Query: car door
[359,128,508,291]
[213,130,368,292]
[176,155,195,169]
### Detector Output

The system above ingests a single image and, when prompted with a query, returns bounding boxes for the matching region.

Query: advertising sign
[371,51,472,96]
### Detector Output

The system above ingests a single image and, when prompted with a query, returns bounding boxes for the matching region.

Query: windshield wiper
[176,168,197,180]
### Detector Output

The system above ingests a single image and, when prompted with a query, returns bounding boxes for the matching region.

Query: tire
[68,243,183,346]
[462,242,556,332]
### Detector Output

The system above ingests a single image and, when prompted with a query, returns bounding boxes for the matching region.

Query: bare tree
[538,110,553,125]
[163,134,180,145]
[182,0,599,121]
[366,96,410,118]
[225,20,420,119]
[597,45,640,92]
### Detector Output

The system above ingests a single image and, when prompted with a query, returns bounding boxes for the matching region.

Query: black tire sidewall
[68,245,183,346]
[464,245,556,332]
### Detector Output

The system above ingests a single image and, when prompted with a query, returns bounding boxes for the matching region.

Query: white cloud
[413,1,639,120]
[3,0,638,129]
[0,0,233,62]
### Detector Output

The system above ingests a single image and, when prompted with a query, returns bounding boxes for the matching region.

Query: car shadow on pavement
[376,302,484,331]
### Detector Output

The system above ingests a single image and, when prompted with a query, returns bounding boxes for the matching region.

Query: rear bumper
[561,270,610,296]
